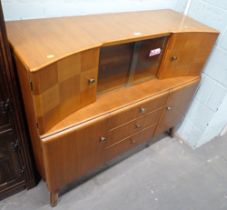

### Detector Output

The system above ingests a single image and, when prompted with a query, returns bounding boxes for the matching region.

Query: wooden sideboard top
[6,9,218,72]
[41,76,199,141]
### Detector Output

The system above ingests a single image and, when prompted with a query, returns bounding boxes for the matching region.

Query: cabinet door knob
[88,78,96,85]
[166,106,172,111]
[139,107,146,113]
[170,56,178,61]
[100,136,107,142]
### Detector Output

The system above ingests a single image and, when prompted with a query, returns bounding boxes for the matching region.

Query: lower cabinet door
[155,80,199,135]
[42,118,108,192]
[0,129,24,191]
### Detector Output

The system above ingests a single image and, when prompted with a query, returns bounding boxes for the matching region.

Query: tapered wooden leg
[168,127,175,138]
[50,191,59,207]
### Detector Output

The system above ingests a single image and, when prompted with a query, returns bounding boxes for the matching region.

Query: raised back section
[30,48,99,134]
[6,10,219,135]
[17,31,218,135]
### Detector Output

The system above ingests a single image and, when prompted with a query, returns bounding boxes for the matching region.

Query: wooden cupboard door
[155,80,199,136]
[158,32,218,78]
[42,118,107,192]
[29,47,100,134]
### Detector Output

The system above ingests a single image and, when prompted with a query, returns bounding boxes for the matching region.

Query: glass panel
[97,36,168,94]
[132,36,168,83]
[98,43,133,93]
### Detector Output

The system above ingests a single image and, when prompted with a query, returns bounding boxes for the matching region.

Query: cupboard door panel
[42,118,107,191]
[155,80,199,135]
[0,129,23,188]
[158,32,218,78]
[30,48,99,134]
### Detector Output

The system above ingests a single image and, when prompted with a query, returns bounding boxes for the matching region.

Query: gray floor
[1,135,227,210]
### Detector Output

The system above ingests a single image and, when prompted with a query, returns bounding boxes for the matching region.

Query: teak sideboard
[6,10,218,206]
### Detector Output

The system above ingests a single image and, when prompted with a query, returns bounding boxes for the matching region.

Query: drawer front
[107,92,168,130]
[104,125,156,162]
[106,108,163,147]
[140,108,163,129]
[107,119,142,148]
[130,124,157,145]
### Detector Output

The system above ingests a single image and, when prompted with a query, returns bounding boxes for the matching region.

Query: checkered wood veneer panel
[32,48,100,134]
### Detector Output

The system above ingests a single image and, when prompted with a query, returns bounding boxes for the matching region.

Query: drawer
[140,108,163,128]
[130,124,157,145]
[104,124,156,162]
[106,108,163,148]
[107,92,168,130]
[106,119,143,148]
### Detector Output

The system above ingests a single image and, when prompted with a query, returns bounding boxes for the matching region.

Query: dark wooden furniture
[6,10,219,206]
[0,1,36,200]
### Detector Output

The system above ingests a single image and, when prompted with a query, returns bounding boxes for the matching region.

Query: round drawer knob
[139,107,146,113]
[166,106,172,111]
[170,56,178,61]
[100,136,107,142]
[135,123,141,128]
[88,78,96,85]
[130,138,136,144]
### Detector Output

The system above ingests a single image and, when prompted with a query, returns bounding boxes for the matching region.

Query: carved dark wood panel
[0,129,23,188]
[0,0,36,200]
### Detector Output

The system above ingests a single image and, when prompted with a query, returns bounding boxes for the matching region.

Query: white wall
[175,0,227,148]
[2,0,177,20]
